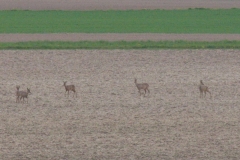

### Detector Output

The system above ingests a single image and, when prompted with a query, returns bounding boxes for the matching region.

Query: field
[1,9,240,34]
[1,49,240,159]
[1,9,240,49]
[1,0,240,159]
[0,50,240,159]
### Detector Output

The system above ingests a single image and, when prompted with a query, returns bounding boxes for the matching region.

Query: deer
[199,80,212,99]
[134,78,150,96]
[63,81,77,97]
[18,88,32,103]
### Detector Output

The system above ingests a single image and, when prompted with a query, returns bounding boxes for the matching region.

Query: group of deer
[15,81,77,103]
[134,79,211,99]
[15,79,211,103]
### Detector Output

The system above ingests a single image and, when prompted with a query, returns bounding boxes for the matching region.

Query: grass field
[1,9,240,33]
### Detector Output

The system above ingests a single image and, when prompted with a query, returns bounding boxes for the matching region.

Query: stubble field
[1,49,240,159]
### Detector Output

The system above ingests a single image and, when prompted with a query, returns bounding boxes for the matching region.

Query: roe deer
[134,78,150,96]
[18,88,32,103]
[199,80,212,98]
[16,85,20,103]
[63,81,77,97]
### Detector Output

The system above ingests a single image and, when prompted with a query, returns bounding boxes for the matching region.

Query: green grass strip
[1,9,240,33]
[1,40,240,49]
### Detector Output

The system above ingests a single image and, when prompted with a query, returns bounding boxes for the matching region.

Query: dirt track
[1,0,240,10]
[1,33,240,42]
[1,0,240,42]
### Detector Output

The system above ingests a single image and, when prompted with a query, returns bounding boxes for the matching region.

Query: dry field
[1,49,240,159]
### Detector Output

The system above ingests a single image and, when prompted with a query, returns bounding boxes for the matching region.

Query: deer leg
[144,89,147,97]
[207,90,212,98]
[66,91,68,97]
[138,90,141,96]
[147,88,150,94]
[75,91,77,98]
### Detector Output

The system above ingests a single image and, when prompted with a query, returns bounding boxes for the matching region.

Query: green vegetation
[1,40,240,49]
[1,9,240,33]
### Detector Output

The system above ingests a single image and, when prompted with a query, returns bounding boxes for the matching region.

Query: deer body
[134,78,150,96]
[18,88,31,103]
[199,80,211,98]
[63,81,77,97]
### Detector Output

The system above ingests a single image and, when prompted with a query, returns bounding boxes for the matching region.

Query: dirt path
[1,0,240,10]
[1,33,240,42]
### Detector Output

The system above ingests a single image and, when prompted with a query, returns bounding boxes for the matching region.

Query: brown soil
[1,49,240,159]
[1,33,240,42]
[0,0,240,42]
[1,0,240,10]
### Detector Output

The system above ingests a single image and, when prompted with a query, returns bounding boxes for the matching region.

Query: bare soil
[1,0,240,10]
[0,0,240,42]
[1,33,240,42]
[1,49,240,159]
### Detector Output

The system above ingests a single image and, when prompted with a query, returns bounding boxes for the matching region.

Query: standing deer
[199,80,212,98]
[63,81,77,97]
[134,78,150,96]
[18,88,32,103]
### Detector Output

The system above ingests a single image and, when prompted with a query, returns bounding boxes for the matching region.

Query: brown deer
[199,80,212,98]
[63,81,77,97]
[18,88,32,103]
[134,78,150,96]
